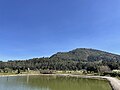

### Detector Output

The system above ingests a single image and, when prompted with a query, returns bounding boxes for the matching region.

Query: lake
[0,75,111,90]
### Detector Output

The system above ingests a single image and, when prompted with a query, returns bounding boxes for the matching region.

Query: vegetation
[0,48,120,76]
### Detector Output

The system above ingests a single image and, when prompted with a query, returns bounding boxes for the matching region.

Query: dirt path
[103,76,120,90]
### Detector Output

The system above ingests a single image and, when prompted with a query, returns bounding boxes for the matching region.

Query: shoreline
[0,74,120,90]
[0,74,40,77]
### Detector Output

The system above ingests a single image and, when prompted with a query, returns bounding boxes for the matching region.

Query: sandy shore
[0,74,120,90]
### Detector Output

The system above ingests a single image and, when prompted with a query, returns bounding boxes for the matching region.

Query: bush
[103,72,120,77]
[40,70,54,74]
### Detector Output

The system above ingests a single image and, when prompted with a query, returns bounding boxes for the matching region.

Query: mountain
[1,48,120,71]
[50,48,120,62]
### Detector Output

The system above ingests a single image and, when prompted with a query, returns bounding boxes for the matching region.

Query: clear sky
[0,0,120,61]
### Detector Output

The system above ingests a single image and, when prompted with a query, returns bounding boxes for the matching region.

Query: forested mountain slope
[50,48,120,62]
[0,48,120,71]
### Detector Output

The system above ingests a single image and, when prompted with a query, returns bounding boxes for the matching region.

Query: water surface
[0,75,111,90]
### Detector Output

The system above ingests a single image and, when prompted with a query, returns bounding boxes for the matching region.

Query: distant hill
[50,48,120,62]
[1,48,120,71]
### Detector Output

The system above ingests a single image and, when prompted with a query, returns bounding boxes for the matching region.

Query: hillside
[50,48,120,62]
[0,48,120,72]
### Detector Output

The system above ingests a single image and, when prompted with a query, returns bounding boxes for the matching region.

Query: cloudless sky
[0,0,120,61]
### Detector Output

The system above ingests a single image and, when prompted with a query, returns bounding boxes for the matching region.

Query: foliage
[0,48,120,74]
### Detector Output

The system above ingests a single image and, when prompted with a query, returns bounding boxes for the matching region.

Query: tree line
[0,57,120,73]
[0,48,120,74]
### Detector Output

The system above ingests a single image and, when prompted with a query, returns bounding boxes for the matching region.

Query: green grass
[116,76,120,80]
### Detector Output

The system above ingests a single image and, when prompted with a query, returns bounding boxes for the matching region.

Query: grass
[116,76,120,80]
[0,70,40,75]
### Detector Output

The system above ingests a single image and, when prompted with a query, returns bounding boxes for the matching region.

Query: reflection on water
[26,75,29,84]
[0,75,111,90]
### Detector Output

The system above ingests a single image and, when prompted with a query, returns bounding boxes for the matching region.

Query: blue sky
[0,0,120,61]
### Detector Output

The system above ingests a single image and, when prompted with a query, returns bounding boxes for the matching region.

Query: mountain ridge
[0,48,120,71]
[50,48,120,61]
